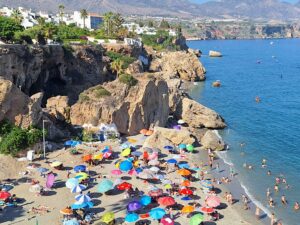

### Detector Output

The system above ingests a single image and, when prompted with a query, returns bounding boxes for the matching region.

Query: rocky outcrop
[201,130,225,151]
[188,48,202,57]
[103,43,143,58]
[70,77,169,135]
[209,50,222,57]
[126,60,144,74]
[175,97,226,129]
[149,51,206,81]
[46,96,70,122]
[143,126,195,149]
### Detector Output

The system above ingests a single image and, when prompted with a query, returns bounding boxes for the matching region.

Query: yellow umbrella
[101,212,115,223]
[115,162,120,169]
[182,205,195,213]
[93,153,103,160]
[75,172,88,181]
[164,184,172,189]
[133,160,139,167]
[121,148,131,157]
[127,138,137,143]
[51,161,62,167]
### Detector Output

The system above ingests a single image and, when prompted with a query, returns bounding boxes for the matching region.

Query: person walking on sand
[271,212,275,225]
[255,206,260,220]
[216,163,220,173]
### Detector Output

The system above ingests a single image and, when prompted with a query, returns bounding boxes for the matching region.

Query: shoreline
[186,37,300,41]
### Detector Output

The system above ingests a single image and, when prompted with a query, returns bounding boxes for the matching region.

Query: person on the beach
[281,195,287,205]
[209,159,213,169]
[274,184,279,192]
[294,202,299,211]
[271,212,276,225]
[255,206,260,220]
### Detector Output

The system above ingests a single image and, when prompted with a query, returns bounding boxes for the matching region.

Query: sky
[190,0,299,4]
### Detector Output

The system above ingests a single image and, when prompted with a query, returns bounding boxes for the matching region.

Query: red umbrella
[179,188,193,195]
[161,217,174,225]
[0,191,11,200]
[158,196,176,206]
[201,206,214,214]
[82,154,92,162]
[206,196,221,208]
[148,189,163,197]
[117,182,132,190]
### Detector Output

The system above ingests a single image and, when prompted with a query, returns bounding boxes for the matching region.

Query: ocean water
[188,39,300,225]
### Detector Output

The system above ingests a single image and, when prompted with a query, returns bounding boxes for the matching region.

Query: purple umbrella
[127,201,142,212]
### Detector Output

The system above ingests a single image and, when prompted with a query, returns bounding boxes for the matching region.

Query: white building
[73,11,103,30]
[122,22,157,35]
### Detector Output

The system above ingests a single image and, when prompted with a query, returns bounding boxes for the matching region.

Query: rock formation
[201,130,225,151]
[46,96,70,122]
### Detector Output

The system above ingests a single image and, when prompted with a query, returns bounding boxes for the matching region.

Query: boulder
[209,50,222,57]
[176,97,226,129]
[126,60,144,74]
[46,96,70,121]
[188,48,202,57]
[149,51,206,81]
[143,126,195,149]
[201,130,225,151]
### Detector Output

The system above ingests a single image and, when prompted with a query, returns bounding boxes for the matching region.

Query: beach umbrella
[181,180,191,187]
[158,196,176,207]
[173,125,181,130]
[74,165,86,172]
[164,146,173,151]
[0,191,11,200]
[181,205,195,214]
[63,218,80,225]
[101,212,115,223]
[128,169,138,176]
[178,144,186,149]
[97,179,113,193]
[206,196,221,208]
[155,174,165,180]
[127,201,142,212]
[138,172,154,180]
[140,129,148,135]
[201,180,213,189]
[66,178,79,189]
[71,184,86,193]
[111,169,122,176]
[60,207,73,215]
[131,151,142,157]
[71,201,93,209]
[149,166,160,173]
[102,149,109,153]
[179,188,193,195]
[178,119,185,125]
[127,138,137,143]
[29,184,42,193]
[82,154,92,162]
[186,144,194,152]
[140,195,152,206]
[121,143,130,149]
[50,161,62,168]
[93,153,103,160]
[121,148,131,157]
[75,172,89,181]
[75,194,91,203]
[181,196,192,201]
[37,167,48,173]
[178,163,190,169]
[164,184,172,189]
[148,189,163,197]
[189,213,204,225]
[177,169,191,176]
[201,206,214,214]
[125,213,139,223]
[117,182,132,191]
[149,208,166,220]
[103,151,112,159]
[119,160,133,171]
[167,159,177,164]
[161,217,174,225]
[148,160,159,166]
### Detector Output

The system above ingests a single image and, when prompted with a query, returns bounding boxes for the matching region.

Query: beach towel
[46,173,55,189]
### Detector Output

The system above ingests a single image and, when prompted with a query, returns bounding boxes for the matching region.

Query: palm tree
[11,9,23,24]
[103,12,114,36]
[111,59,124,77]
[80,9,88,28]
[58,4,65,23]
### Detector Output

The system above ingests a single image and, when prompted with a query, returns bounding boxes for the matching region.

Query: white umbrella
[148,160,160,166]
[150,166,160,173]
[138,172,154,180]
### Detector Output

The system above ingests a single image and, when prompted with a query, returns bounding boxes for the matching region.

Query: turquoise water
[188,39,300,225]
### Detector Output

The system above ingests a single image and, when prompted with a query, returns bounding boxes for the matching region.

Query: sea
[188,39,300,225]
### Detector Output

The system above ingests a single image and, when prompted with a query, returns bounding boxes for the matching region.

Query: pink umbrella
[111,169,122,176]
[128,169,138,176]
[103,151,112,159]
[206,196,221,208]
[148,189,163,197]
[161,217,174,225]
[148,152,158,160]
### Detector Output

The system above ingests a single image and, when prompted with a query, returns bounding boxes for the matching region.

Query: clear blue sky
[190,0,298,4]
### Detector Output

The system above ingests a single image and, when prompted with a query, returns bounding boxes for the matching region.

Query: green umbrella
[97,179,113,193]
[186,144,194,152]
[190,213,204,225]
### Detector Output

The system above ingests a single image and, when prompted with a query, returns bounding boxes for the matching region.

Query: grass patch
[119,74,138,87]
[106,51,136,69]
[79,93,90,102]
[93,86,111,98]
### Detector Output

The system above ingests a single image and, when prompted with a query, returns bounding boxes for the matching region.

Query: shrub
[93,87,111,98]
[0,119,13,136]
[79,93,90,102]
[106,51,136,69]
[26,128,43,146]
[119,74,138,87]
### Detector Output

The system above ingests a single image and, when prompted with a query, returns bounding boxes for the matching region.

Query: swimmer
[267,170,271,176]
[267,188,271,198]
[274,184,279,192]
[269,197,275,208]
[294,202,299,211]
[262,159,267,168]
[281,195,287,205]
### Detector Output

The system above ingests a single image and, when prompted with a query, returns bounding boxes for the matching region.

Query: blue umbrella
[71,201,93,209]
[178,144,186,149]
[140,195,151,206]
[102,149,109,153]
[125,213,139,222]
[135,168,143,173]
[71,141,81,147]
[127,201,142,212]
[178,163,190,169]
[74,165,86,172]
[167,159,177,164]
[37,167,48,173]
[64,140,74,146]
[164,146,173,150]
[119,160,133,172]
[71,184,86,193]
[181,196,192,201]
[97,179,113,193]
[131,151,142,157]
[75,194,91,203]
[63,218,80,225]
[149,208,166,220]
[66,178,79,189]
[121,143,130,149]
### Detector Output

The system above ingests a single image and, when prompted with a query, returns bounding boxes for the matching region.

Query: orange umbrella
[181,205,194,213]
[177,169,191,176]
[140,129,148,135]
[60,207,73,215]
[145,130,154,136]
[82,154,92,162]
[181,180,191,187]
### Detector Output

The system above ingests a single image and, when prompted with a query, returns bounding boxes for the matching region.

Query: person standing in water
[255,206,260,220]
[267,188,271,198]
[281,195,287,205]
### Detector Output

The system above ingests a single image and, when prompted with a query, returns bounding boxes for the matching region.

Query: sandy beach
[0,133,270,225]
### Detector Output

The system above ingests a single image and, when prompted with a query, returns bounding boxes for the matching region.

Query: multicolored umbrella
[111,169,122,176]
[167,159,177,164]
[71,184,86,193]
[74,165,86,172]
[93,153,103,160]
[103,151,112,159]
[50,161,62,168]
[206,196,221,208]
[186,144,194,152]
[127,201,142,211]
[82,155,92,162]
[119,160,133,171]
[97,179,113,193]
[189,213,204,225]
[158,197,176,206]
[121,148,131,157]
[128,169,138,176]
[101,212,115,223]
[125,213,139,222]
[117,182,132,191]
[178,144,186,149]
[161,217,174,225]
[181,180,191,187]
[60,207,73,215]
[164,184,172,189]
[75,194,91,203]
[140,195,152,206]
[66,178,79,189]
[149,208,166,220]
[75,172,88,181]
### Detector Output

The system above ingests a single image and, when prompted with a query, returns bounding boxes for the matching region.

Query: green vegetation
[119,74,138,87]
[0,16,23,42]
[78,93,90,102]
[80,9,88,28]
[0,120,43,156]
[90,86,111,98]
[141,30,179,51]
[82,130,94,142]
[106,51,136,69]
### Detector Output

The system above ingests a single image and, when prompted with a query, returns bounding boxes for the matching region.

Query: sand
[0,135,260,225]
